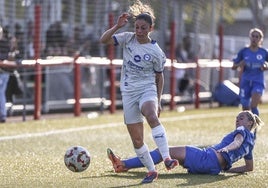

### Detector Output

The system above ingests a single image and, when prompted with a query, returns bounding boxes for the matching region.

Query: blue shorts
[239,79,265,100]
[183,146,221,175]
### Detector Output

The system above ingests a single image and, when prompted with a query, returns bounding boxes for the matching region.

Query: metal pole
[33,4,41,120]
[218,0,224,83]
[22,0,32,121]
[108,13,116,114]
[74,54,81,116]
[194,58,200,109]
[169,21,176,110]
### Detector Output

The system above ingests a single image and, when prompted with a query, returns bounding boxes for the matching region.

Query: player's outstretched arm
[100,13,129,45]
[225,159,253,173]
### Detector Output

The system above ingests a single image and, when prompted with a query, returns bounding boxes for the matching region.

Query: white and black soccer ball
[64,146,90,172]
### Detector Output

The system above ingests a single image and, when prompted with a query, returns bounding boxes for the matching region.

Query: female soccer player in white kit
[100,0,178,183]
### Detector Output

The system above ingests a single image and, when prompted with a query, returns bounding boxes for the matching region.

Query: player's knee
[132,139,144,149]
[145,113,159,126]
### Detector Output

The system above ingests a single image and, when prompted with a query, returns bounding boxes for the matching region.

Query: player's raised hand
[116,13,129,28]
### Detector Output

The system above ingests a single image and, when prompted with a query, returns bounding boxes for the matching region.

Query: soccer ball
[64,146,90,172]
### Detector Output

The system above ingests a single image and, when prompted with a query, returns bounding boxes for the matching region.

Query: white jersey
[113,32,166,94]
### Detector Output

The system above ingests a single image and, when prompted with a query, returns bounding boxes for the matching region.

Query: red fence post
[194,58,200,109]
[34,4,41,120]
[74,54,81,116]
[218,23,224,83]
[169,21,176,111]
[108,13,116,114]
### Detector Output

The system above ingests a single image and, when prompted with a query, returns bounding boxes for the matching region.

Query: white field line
[0,110,267,141]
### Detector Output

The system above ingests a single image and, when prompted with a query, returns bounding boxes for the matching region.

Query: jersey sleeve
[235,126,253,160]
[234,126,246,137]
[112,32,134,46]
[154,54,166,73]
[244,150,253,160]
[265,48,268,62]
[153,46,166,73]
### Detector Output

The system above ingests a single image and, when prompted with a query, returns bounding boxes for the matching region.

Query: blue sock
[251,107,259,116]
[123,149,162,169]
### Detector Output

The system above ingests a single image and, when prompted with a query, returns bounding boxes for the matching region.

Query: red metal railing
[0,57,233,120]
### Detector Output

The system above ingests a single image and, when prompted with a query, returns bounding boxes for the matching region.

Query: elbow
[99,35,112,45]
[247,166,253,172]
[231,65,237,70]
[244,159,253,172]
[99,38,111,45]
[245,164,253,172]
[99,34,107,44]
[99,37,106,44]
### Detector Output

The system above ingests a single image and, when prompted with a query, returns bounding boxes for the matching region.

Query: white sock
[135,144,156,172]
[152,124,170,160]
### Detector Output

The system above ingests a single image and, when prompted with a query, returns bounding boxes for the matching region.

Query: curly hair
[128,0,155,25]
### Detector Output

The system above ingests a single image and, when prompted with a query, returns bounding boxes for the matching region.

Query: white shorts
[122,90,158,124]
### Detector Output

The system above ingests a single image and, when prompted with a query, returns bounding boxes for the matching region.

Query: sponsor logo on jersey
[256,54,263,60]
[134,55,141,62]
[144,54,151,61]
[127,60,143,71]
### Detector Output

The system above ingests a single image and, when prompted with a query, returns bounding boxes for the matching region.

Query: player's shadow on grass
[100,171,242,187]
[166,173,243,187]
[81,171,157,187]
[80,171,243,187]
[107,172,158,187]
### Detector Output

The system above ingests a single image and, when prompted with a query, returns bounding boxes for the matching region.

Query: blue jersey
[233,47,268,84]
[212,126,255,170]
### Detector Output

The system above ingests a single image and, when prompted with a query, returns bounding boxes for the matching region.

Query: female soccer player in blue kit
[232,28,268,117]
[107,110,263,175]
[100,0,177,183]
